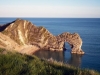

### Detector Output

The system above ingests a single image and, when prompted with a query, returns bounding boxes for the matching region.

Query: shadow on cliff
[67,54,83,67]
[33,50,64,62]
[0,20,15,32]
[33,50,83,68]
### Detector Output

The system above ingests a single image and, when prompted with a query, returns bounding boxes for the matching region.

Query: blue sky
[0,0,100,18]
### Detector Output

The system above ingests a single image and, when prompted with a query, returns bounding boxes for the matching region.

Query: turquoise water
[0,18,100,71]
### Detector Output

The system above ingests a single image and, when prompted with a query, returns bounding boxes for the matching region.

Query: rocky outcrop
[56,33,84,54]
[0,19,85,54]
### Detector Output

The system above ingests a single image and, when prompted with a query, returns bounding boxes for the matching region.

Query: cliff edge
[0,19,84,54]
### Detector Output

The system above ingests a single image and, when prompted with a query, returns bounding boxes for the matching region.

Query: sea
[0,18,100,72]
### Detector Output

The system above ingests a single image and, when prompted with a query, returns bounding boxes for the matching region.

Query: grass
[0,48,100,75]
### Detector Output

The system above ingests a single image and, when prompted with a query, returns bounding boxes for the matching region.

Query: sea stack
[0,19,85,54]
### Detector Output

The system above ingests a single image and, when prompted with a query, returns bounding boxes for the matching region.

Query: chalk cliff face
[0,19,84,54]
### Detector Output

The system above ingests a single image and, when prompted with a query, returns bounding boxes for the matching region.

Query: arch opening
[64,42,71,51]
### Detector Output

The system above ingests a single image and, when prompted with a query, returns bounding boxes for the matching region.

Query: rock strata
[0,19,85,54]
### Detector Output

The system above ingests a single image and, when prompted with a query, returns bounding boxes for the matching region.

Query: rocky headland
[0,19,84,54]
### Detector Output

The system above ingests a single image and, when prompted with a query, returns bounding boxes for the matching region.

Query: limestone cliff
[56,33,84,54]
[0,19,84,54]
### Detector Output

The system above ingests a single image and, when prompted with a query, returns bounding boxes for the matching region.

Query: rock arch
[0,19,85,55]
[57,32,85,54]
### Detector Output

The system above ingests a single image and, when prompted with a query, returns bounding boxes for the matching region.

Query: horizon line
[0,17,100,19]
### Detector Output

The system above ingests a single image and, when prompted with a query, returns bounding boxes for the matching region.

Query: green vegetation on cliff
[0,48,99,75]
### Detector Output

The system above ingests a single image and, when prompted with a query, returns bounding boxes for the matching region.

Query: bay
[0,18,100,71]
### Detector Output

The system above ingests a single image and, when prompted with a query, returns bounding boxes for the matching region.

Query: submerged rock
[0,19,84,54]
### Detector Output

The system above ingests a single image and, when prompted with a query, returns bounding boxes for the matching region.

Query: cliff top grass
[0,48,100,75]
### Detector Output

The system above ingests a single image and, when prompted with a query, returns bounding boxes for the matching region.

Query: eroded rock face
[0,19,85,54]
[56,33,84,54]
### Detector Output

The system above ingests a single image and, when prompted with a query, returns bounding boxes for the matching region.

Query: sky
[0,0,100,18]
